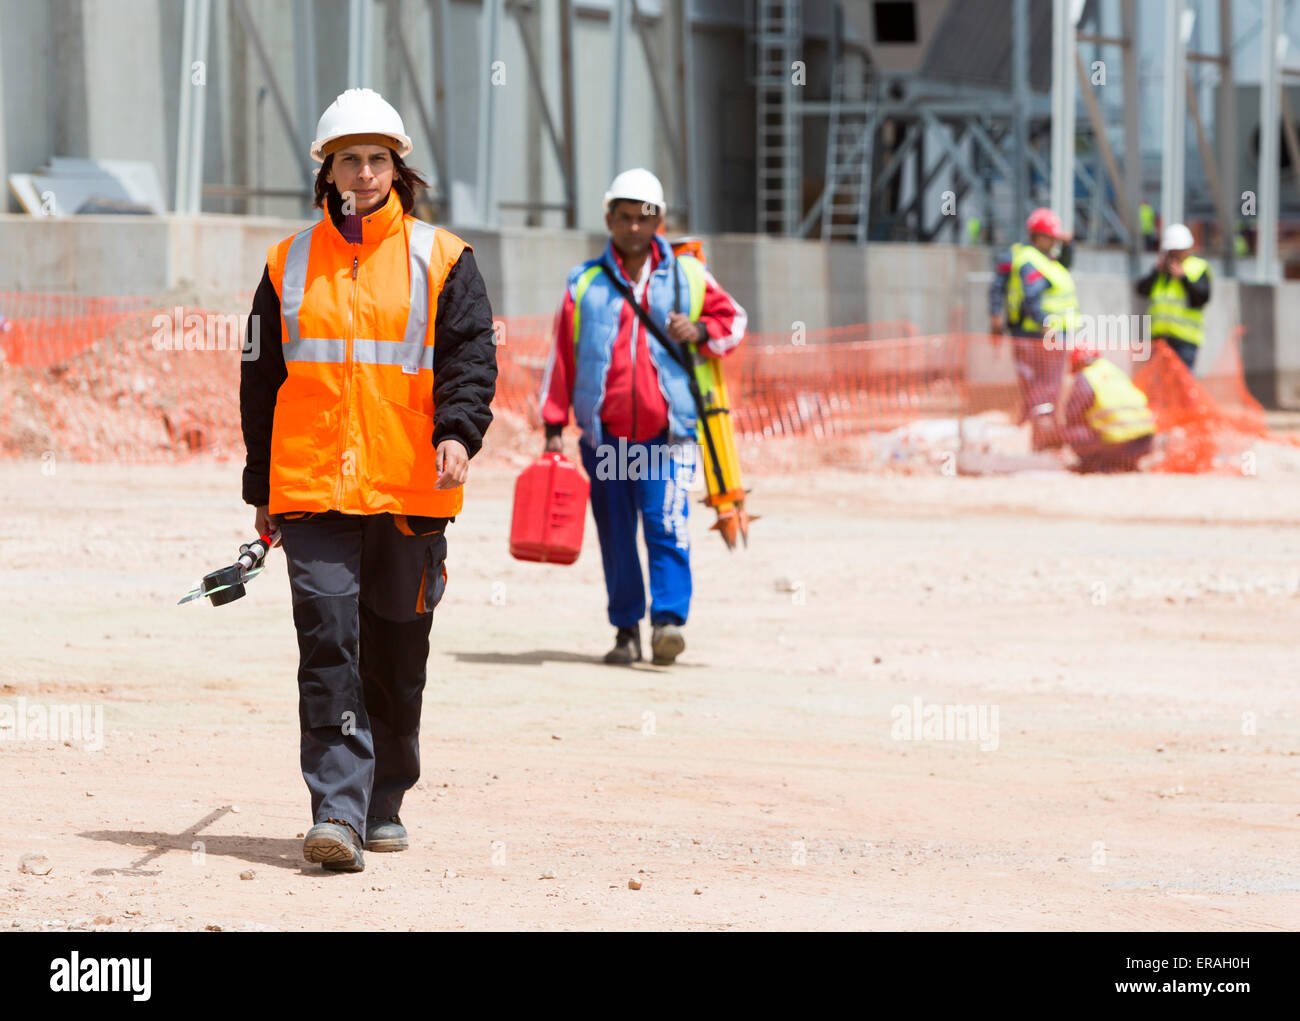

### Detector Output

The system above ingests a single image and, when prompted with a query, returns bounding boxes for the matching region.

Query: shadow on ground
[78,807,317,873]
[449,649,707,669]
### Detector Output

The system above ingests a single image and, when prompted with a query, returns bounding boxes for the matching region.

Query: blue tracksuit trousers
[579,432,695,628]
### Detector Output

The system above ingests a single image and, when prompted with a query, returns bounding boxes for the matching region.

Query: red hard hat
[1070,344,1099,371]
[1026,207,1069,240]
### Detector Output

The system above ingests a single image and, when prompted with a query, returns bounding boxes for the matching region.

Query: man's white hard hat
[1161,223,1195,252]
[311,88,413,163]
[603,168,666,214]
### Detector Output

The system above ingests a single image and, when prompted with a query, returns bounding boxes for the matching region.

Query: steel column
[1121,0,1141,271]
[476,0,503,226]
[1257,0,1280,281]
[609,0,629,184]
[1012,0,1029,234]
[560,0,577,227]
[347,0,373,87]
[1217,0,1236,274]
[1160,0,1188,227]
[175,0,211,214]
[1050,0,1078,233]
[432,0,453,219]
[292,0,318,213]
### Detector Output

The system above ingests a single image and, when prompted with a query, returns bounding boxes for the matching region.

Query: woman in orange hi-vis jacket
[239,89,497,874]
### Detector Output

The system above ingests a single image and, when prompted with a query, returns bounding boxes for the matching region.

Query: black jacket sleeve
[432,249,498,458]
[239,266,287,506]
[1184,269,1211,308]
[1134,266,1160,297]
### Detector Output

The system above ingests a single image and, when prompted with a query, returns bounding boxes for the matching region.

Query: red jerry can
[509,452,589,564]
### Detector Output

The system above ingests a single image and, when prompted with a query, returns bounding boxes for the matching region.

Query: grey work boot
[650,623,685,666]
[604,626,641,665]
[303,818,365,873]
[365,815,409,853]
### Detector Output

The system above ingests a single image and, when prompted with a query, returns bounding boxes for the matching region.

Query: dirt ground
[1,449,1298,932]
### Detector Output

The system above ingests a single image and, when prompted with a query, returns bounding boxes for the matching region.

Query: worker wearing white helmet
[538,168,748,667]
[239,87,498,873]
[1135,221,1212,371]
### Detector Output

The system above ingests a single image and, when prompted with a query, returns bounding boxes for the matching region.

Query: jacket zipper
[630,304,639,442]
[334,251,359,507]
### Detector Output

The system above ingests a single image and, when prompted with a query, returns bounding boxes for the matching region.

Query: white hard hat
[1161,222,1195,252]
[603,168,665,214]
[311,88,412,163]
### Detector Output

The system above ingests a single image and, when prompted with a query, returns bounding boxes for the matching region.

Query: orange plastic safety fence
[0,296,246,462]
[0,292,1292,476]
[490,319,935,429]
[1133,328,1298,474]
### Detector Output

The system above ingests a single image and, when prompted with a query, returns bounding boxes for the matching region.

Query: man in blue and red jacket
[538,169,747,666]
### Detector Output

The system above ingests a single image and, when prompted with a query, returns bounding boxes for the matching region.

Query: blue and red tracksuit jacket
[538,234,747,447]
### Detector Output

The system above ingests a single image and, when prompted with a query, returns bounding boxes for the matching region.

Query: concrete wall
[0,214,1000,335]
[0,213,292,299]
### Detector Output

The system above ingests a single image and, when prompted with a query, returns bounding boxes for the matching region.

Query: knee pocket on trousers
[420,543,448,616]
[299,692,362,732]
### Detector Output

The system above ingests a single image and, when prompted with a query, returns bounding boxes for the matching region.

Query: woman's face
[326,144,395,214]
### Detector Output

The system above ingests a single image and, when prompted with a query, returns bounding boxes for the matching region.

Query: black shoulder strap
[598,262,731,491]
[599,265,693,373]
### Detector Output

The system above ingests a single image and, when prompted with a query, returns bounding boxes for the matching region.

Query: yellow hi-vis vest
[1080,358,1156,444]
[1148,256,1209,346]
[1005,243,1079,333]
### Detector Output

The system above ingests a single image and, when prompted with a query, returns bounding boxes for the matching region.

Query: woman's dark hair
[313,149,429,214]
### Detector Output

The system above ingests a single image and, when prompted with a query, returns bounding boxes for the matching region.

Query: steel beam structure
[475,0,502,226]
[1050,0,1078,237]
[1257,0,1281,281]
[175,0,211,214]
[1160,0,1188,228]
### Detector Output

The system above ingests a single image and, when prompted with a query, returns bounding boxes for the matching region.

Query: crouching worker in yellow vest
[1056,346,1155,473]
[239,88,498,873]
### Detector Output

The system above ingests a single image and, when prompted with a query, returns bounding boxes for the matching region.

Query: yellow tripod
[670,237,755,549]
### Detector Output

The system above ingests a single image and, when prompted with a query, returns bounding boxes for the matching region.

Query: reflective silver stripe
[354,337,435,371]
[282,337,433,369]
[401,220,438,375]
[284,336,347,364]
[278,220,435,371]
[280,226,315,349]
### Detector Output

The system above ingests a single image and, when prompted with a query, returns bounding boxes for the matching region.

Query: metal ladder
[821,64,872,243]
[753,0,802,236]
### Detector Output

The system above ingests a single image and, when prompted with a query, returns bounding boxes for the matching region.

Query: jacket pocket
[374,395,438,492]
[271,395,335,480]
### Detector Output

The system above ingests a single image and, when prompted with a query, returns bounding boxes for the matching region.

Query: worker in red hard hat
[989,207,1080,450]
[1055,345,1156,473]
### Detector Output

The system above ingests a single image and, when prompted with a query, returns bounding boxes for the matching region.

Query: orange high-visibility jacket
[265,190,469,516]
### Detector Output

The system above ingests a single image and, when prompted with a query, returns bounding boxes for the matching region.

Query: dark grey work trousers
[278,511,449,842]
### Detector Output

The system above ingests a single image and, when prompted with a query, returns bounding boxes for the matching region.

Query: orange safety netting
[1133,327,1300,473]
[0,298,246,461]
[0,292,1293,473]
